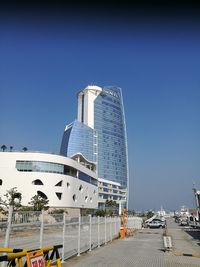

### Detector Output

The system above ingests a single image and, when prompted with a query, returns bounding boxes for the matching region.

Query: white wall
[0,152,98,209]
[77,85,102,128]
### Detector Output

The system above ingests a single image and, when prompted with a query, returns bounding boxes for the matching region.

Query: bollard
[120,227,125,239]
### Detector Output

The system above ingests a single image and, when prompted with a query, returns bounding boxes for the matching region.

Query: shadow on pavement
[185,229,200,242]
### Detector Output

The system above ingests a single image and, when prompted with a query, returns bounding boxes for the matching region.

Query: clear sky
[0,1,200,211]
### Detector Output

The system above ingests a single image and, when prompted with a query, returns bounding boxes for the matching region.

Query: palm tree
[1,145,7,152]
[22,147,28,152]
[10,146,13,152]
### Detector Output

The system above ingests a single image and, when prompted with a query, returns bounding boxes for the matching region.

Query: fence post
[104,216,107,244]
[77,215,81,256]
[4,205,13,248]
[110,216,112,242]
[98,216,100,248]
[115,217,117,237]
[39,210,44,248]
[62,212,66,263]
[2,206,13,267]
[89,215,92,252]
[119,216,121,235]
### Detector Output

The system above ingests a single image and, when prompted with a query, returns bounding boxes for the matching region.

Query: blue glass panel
[15,160,96,186]
[94,87,128,187]
[60,120,95,162]
[60,125,72,156]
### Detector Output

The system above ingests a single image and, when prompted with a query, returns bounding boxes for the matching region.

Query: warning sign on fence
[26,250,45,267]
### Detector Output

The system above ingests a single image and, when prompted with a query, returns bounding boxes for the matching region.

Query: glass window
[16,160,97,187]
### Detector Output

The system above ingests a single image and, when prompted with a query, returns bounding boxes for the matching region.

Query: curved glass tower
[60,85,128,191]
[60,120,97,163]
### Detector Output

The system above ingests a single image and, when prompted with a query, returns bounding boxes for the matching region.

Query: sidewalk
[63,219,200,267]
[167,218,200,255]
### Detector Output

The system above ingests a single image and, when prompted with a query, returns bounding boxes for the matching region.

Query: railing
[0,209,121,263]
[0,209,143,265]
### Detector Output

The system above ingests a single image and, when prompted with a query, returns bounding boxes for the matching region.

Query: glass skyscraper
[60,120,97,163]
[60,85,128,191]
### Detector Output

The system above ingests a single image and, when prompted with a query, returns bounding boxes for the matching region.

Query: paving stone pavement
[167,218,200,255]
[63,218,200,267]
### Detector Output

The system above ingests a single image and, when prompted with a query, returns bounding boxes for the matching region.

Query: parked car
[146,219,166,229]
[179,218,188,226]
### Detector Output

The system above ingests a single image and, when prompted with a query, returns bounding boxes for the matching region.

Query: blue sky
[0,3,200,211]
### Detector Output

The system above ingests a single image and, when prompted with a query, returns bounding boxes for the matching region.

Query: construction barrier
[120,209,127,239]
[0,245,62,267]
[120,209,141,238]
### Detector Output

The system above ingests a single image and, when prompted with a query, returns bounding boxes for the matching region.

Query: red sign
[27,250,45,267]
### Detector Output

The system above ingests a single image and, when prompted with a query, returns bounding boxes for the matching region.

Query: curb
[174,251,200,258]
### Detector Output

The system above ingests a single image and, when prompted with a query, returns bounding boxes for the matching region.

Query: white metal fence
[127,216,143,229]
[0,209,143,263]
[0,208,121,261]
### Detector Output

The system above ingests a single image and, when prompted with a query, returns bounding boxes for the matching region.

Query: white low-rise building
[98,177,127,214]
[0,152,98,210]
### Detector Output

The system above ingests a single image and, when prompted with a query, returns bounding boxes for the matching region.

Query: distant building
[193,188,200,221]
[60,85,129,210]
[98,178,127,214]
[0,152,98,213]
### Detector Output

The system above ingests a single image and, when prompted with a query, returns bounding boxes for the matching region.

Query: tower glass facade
[94,86,128,187]
[60,120,97,162]
[60,85,128,190]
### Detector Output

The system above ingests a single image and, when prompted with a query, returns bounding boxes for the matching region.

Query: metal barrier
[0,210,121,261]
[120,209,143,239]
[0,210,144,263]
[0,245,62,267]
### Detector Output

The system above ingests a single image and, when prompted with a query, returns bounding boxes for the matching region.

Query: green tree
[105,200,118,216]
[10,146,13,152]
[1,145,7,152]
[105,200,117,207]
[22,147,28,152]
[95,209,106,217]
[0,187,22,212]
[28,194,49,211]
[50,208,66,214]
[127,210,136,216]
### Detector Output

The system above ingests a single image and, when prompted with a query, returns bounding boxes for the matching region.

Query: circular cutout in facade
[32,179,43,185]
[37,190,48,200]
[72,194,77,202]
[79,185,83,191]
